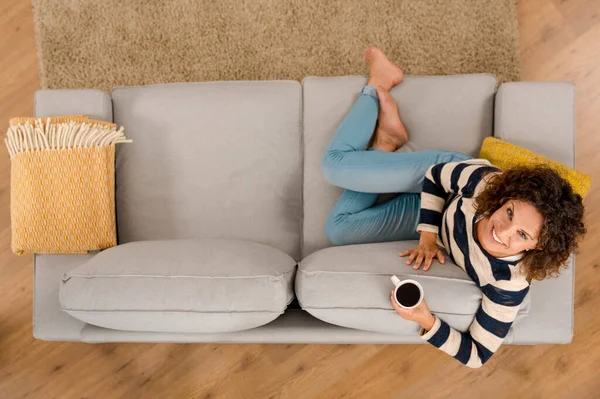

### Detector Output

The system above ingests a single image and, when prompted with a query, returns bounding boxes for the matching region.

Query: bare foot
[371,86,408,152]
[364,47,404,91]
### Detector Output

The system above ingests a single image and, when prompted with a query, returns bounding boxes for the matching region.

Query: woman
[321,47,586,368]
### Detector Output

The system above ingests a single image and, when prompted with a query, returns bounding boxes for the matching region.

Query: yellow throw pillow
[478,137,591,200]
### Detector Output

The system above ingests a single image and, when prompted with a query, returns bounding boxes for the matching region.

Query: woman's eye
[519,231,527,240]
[507,208,513,218]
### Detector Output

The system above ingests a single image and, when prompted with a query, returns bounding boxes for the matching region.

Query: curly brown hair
[474,165,586,283]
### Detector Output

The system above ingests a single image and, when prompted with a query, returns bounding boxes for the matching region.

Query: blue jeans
[321,85,472,246]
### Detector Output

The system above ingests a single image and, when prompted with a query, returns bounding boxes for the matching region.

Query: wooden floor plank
[1,0,599,398]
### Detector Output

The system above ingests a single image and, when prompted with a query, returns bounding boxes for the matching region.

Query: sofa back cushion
[112,81,303,261]
[301,75,498,259]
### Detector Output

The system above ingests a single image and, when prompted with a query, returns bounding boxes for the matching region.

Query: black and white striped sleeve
[419,280,530,368]
[417,160,500,235]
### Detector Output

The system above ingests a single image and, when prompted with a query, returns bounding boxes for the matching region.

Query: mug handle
[391,275,402,287]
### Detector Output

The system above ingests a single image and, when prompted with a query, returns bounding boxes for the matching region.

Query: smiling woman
[320,47,588,369]
[473,165,586,283]
[398,160,586,368]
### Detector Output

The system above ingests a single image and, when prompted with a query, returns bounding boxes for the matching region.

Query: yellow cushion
[478,137,591,200]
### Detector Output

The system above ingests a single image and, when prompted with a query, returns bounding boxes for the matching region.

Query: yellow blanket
[5,116,131,255]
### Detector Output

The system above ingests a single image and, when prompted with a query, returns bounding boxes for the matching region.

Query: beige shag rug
[33,0,520,91]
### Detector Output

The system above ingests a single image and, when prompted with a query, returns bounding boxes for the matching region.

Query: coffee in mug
[391,275,424,309]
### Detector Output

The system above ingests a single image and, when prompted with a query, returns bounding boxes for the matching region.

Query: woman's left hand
[390,290,435,329]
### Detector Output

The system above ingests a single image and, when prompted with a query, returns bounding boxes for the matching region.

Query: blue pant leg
[323,86,473,245]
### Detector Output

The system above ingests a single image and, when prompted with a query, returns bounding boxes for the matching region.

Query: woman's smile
[490,225,505,247]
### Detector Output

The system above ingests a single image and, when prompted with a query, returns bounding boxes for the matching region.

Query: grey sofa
[32,74,576,345]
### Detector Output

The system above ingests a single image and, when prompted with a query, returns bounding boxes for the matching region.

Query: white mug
[391,275,424,309]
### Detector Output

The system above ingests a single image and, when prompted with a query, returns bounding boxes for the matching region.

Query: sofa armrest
[34,89,113,122]
[494,82,575,168]
[495,82,577,344]
[31,89,113,340]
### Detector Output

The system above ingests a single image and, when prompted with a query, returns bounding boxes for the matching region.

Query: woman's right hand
[399,232,445,271]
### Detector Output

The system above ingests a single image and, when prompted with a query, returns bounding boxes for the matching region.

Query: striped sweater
[416,159,530,369]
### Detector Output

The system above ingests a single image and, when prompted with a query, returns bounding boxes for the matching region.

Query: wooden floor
[1,0,599,398]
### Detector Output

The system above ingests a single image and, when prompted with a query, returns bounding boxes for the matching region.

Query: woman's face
[477,200,543,258]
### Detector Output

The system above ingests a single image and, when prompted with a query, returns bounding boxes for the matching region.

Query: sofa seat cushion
[59,238,297,333]
[295,241,530,340]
